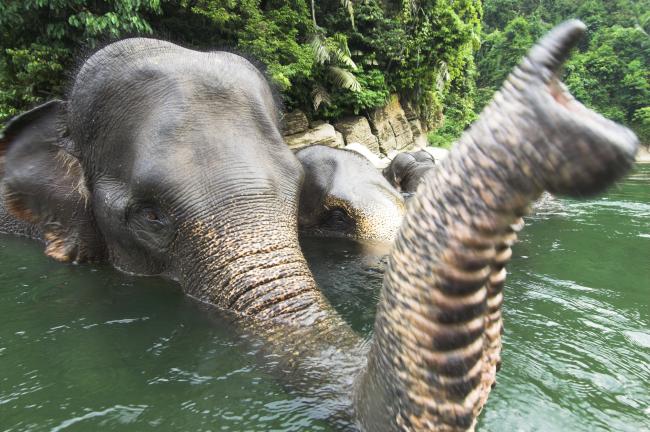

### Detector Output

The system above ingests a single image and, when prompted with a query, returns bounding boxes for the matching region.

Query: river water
[1,165,649,431]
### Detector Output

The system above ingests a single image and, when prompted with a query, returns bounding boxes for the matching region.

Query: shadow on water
[1,164,649,431]
[299,235,386,336]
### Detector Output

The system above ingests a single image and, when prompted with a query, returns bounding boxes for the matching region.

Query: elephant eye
[129,204,168,228]
[144,208,160,222]
[141,207,166,226]
[323,208,354,230]
[126,203,175,252]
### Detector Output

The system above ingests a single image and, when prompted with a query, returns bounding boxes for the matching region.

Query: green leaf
[328,66,361,92]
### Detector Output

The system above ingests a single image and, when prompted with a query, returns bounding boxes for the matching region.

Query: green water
[1,165,649,431]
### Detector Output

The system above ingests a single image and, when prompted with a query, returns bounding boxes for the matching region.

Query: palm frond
[331,47,357,69]
[331,33,352,57]
[309,33,330,65]
[328,66,361,92]
[330,34,356,69]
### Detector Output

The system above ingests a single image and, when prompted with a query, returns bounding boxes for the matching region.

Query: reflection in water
[1,165,649,431]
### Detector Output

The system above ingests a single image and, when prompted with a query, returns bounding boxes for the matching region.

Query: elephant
[296,145,405,243]
[0,21,639,431]
[383,149,437,194]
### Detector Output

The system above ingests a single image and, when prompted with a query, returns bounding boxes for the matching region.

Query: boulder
[336,131,345,148]
[344,143,391,169]
[284,122,344,150]
[367,95,414,154]
[636,146,650,163]
[409,119,429,148]
[385,149,400,161]
[333,116,380,154]
[281,110,309,136]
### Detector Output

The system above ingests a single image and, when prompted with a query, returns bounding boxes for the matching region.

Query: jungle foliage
[476,0,650,145]
[0,0,481,137]
[0,1,648,146]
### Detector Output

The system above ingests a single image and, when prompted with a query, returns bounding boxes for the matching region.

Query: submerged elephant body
[0,21,639,431]
[296,145,405,242]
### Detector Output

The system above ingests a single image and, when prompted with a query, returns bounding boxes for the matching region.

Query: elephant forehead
[75,38,272,101]
[74,68,273,129]
[75,86,284,183]
[330,162,403,204]
[70,41,279,148]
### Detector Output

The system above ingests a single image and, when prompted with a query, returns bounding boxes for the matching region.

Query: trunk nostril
[549,79,574,109]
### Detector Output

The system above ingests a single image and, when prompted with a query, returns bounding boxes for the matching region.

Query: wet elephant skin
[296,145,405,243]
[0,21,639,431]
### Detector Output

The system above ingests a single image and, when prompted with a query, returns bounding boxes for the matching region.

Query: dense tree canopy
[0,1,481,131]
[0,0,162,119]
[1,0,648,145]
[475,0,649,144]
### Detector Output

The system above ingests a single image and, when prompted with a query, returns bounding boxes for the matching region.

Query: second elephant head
[296,145,405,243]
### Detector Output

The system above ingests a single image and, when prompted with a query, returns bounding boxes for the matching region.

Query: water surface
[1,165,649,431]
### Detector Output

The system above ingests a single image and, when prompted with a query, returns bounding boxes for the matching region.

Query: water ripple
[50,404,147,431]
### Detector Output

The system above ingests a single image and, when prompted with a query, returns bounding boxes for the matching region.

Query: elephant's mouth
[507,20,640,197]
[546,77,637,157]
[531,74,639,196]
[548,78,575,110]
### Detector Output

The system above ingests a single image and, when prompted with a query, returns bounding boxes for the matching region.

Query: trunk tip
[528,20,586,73]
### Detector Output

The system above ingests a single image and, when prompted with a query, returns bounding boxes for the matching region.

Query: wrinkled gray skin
[296,145,405,243]
[383,149,436,194]
[0,22,639,431]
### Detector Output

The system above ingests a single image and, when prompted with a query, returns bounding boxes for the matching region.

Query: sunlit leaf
[309,33,330,65]
[328,66,361,92]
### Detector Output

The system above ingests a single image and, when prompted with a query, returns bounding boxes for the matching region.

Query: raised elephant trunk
[170,21,637,431]
[354,20,637,431]
[0,20,638,432]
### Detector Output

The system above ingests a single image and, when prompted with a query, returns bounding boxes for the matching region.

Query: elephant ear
[0,100,104,263]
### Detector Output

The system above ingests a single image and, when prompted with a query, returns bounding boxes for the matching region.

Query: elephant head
[383,149,437,194]
[296,145,405,243]
[0,39,325,320]
[0,21,638,430]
